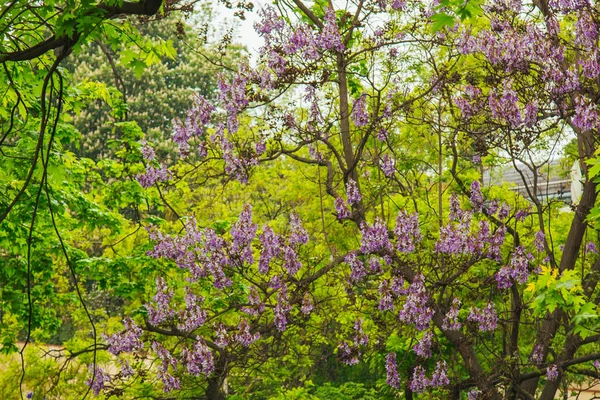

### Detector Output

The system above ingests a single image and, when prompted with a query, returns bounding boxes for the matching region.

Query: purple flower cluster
[468,302,498,331]
[470,181,484,212]
[137,164,170,188]
[394,211,422,253]
[534,230,546,252]
[215,325,229,348]
[496,246,533,289]
[258,225,282,274]
[242,286,265,316]
[546,364,559,381]
[572,97,599,131]
[346,179,362,205]
[301,293,314,315]
[231,205,258,265]
[586,241,598,254]
[410,365,428,393]
[289,212,309,245]
[274,285,292,331]
[413,330,433,358]
[104,317,143,355]
[182,339,214,376]
[378,279,395,311]
[235,319,260,347]
[338,341,359,365]
[177,287,207,332]
[530,343,544,365]
[318,8,345,52]
[346,252,367,283]
[145,277,174,327]
[409,361,450,393]
[398,274,433,331]
[152,342,180,392]
[436,212,472,255]
[335,196,351,219]
[86,364,110,395]
[172,94,214,155]
[442,298,462,331]
[217,73,249,134]
[283,244,302,276]
[385,352,400,388]
[380,154,396,177]
[352,94,369,127]
[360,218,392,254]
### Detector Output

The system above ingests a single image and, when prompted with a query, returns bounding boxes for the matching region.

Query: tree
[3,0,600,399]
[95,0,600,399]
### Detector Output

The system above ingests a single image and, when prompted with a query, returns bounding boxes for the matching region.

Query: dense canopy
[1,0,600,399]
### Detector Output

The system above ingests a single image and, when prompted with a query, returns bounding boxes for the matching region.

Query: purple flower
[413,331,433,358]
[431,361,450,387]
[119,359,134,378]
[274,285,292,331]
[353,318,368,346]
[468,302,498,331]
[235,319,260,346]
[496,246,533,288]
[172,94,214,155]
[145,277,174,326]
[215,325,229,348]
[104,317,143,355]
[346,179,362,205]
[338,341,359,365]
[255,141,266,155]
[395,211,422,253]
[378,279,394,311]
[572,98,599,131]
[586,241,598,254]
[524,102,538,127]
[301,293,314,315]
[449,193,464,221]
[530,344,544,366]
[352,94,369,127]
[182,339,214,376]
[410,365,429,393]
[335,197,351,219]
[318,8,345,52]
[283,245,302,276]
[140,141,156,161]
[241,286,265,316]
[498,203,510,220]
[385,353,400,389]
[468,389,481,399]
[259,225,282,274]
[86,364,110,396]
[436,212,472,255]
[368,257,382,273]
[381,154,395,177]
[470,181,484,212]
[535,230,546,252]
[231,204,258,265]
[398,274,434,331]
[442,298,462,331]
[152,342,180,392]
[575,11,597,49]
[346,252,367,283]
[361,218,392,254]
[289,212,309,245]
[546,364,559,381]
[137,164,170,188]
[177,287,207,332]
[488,225,506,261]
